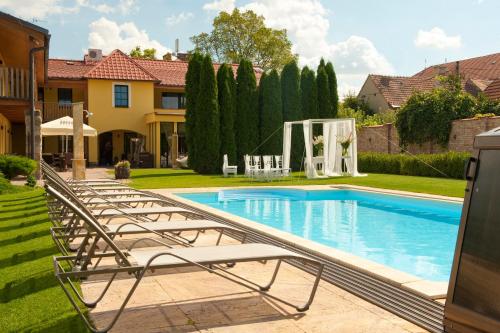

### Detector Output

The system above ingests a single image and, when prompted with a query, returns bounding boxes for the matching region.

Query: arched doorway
[98,130,145,166]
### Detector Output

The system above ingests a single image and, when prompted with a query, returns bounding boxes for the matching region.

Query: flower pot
[114,166,130,179]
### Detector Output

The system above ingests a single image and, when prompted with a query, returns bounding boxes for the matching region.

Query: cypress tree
[235,59,258,169]
[281,60,303,170]
[300,66,318,120]
[259,69,283,155]
[257,72,267,155]
[317,66,332,119]
[217,64,237,165]
[325,61,339,117]
[194,55,220,174]
[184,53,203,170]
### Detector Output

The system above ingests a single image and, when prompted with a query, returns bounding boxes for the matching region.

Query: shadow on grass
[0,216,48,232]
[130,171,197,180]
[0,229,48,247]
[0,202,47,214]
[0,208,48,222]
[1,271,57,303]
[0,246,58,269]
[0,197,46,207]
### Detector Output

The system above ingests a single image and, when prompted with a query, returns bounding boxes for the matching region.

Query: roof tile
[84,50,158,81]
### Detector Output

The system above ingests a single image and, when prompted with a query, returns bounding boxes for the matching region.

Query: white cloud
[166,12,194,27]
[0,0,78,19]
[238,0,393,95]
[203,0,235,12]
[88,17,170,56]
[0,0,137,19]
[414,27,462,49]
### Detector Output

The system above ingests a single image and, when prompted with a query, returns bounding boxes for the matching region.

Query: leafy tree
[190,9,295,71]
[184,53,203,170]
[396,75,476,147]
[325,61,339,117]
[300,66,318,120]
[194,55,220,174]
[259,69,283,155]
[281,60,303,170]
[474,93,500,116]
[129,46,157,59]
[235,59,258,168]
[317,66,332,118]
[342,91,374,115]
[217,64,237,164]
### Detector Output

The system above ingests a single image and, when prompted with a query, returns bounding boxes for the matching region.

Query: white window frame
[112,82,131,108]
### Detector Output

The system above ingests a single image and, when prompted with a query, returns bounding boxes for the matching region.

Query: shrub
[0,171,12,193]
[0,155,37,179]
[358,151,470,179]
[26,175,36,187]
[115,160,130,168]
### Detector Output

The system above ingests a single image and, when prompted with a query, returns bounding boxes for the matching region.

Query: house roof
[362,52,500,108]
[48,49,263,86]
[84,50,158,81]
[484,79,500,101]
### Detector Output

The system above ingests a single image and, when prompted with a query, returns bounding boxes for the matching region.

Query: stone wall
[357,116,500,154]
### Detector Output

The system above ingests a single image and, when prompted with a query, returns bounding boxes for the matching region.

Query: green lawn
[0,189,88,333]
[128,169,466,198]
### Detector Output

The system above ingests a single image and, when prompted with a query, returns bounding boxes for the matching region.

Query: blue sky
[1,0,499,94]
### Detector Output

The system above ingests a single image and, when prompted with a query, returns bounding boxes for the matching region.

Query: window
[161,92,185,109]
[113,84,129,108]
[58,88,72,105]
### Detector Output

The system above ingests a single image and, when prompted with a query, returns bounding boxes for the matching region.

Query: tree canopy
[235,59,258,168]
[129,46,157,59]
[300,66,318,120]
[184,53,203,170]
[190,9,295,71]
[193,55,220,174]
[396,75,476,147]
[325,61,339,117]
[259,70,283,155]
[317,66,332,118]
[217,64,237,164]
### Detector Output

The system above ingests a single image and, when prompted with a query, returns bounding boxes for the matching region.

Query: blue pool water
[179,189,462,281]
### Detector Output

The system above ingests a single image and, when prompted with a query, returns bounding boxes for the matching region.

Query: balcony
[37,102,77,122]
[0,67,29,100]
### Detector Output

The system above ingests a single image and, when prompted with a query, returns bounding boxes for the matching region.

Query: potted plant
[114,160,130,179]
[313,135,324,156]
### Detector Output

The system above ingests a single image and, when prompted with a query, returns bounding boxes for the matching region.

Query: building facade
[43,48,260,168]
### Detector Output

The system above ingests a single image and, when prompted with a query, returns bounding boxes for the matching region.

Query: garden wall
[357,116,500,154]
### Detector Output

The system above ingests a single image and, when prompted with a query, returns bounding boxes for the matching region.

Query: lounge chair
[47,185,324,333]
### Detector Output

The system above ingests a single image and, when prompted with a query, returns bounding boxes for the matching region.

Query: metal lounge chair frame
[47,185,324,333]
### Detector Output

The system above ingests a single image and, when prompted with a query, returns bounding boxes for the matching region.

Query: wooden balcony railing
[0,67,29,100]
[38,102,75,122]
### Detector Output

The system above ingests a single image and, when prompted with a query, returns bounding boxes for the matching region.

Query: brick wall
[357,116,500,154]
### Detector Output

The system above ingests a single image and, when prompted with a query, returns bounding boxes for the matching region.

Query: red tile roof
[84,50,158,81]
[363,52,500,108]
[48,49,263,87]
[484,79,500,101]
[48,59,95,79]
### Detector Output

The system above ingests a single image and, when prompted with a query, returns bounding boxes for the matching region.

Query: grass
[0,189,88,333]
[127,169,466,198]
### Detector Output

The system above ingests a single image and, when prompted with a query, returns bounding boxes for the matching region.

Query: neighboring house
[358,52,500,112]
[483,79,500,101]
[43,49,262,168]
[0,11,50,156]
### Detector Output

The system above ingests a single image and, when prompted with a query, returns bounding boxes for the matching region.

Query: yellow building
[44,49,192,168]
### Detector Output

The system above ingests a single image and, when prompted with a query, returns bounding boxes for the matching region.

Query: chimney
[163,52,172,61]
[86,49,102,62]
[455,61,460,75]
[175,38,179,56]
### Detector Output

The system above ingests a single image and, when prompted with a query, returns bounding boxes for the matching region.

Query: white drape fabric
[303,120,318,178]
[282,123,292,172]
[282,119,364,179]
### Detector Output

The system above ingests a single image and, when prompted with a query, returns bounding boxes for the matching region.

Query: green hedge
[358,151,470,179]
[0,155,37,179]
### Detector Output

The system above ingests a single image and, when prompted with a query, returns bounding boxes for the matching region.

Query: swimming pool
[179,188,462,281]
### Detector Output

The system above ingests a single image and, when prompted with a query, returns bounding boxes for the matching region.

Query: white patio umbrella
[41,116,97,137]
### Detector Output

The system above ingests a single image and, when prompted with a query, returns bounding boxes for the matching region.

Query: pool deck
[152,184,457,301]
[83,224,428,333]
